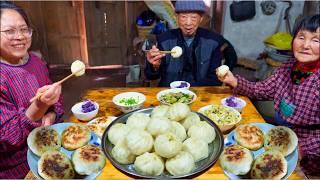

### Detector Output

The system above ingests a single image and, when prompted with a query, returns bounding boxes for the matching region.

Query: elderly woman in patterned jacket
[145,0,237,87]
[0,2,64,178]
[218,14,320,176]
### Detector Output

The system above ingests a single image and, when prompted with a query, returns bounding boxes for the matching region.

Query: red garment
[293,60,320,72]
[0,53,64,178]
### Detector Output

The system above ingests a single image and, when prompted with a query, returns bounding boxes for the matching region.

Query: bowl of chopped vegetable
[198,104,241,133]
[71,100,99,121]
[170,81,190,89]
[156,88,197,105]
[112,92,146,113]
[221,96,246,112]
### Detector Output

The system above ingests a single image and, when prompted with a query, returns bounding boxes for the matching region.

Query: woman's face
[176,12,203,37]
[292,28,320,63]
[0,9,31,62]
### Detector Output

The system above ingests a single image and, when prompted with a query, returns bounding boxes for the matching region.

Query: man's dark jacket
[144,28,225,87]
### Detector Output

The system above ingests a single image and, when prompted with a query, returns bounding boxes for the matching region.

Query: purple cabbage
[81,100,96,113]
[176,82,188,88]
[225,96,239,107]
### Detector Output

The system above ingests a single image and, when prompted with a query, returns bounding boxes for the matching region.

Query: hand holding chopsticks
[144,46,183,58]
[29,60,85,103]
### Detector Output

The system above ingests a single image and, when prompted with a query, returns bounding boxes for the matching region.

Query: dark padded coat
[144,28,230,87]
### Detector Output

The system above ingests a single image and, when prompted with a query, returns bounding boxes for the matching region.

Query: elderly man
[145,0,236,87]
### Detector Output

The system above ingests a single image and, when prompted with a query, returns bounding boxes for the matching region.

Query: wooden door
[40,1,88,65]
[84,1,126,66]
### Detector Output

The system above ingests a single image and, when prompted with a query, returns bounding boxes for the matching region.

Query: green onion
[119,97,139,106]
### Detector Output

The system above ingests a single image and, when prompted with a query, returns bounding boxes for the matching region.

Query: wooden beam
[74,1,89,65]
[213,1,225,33]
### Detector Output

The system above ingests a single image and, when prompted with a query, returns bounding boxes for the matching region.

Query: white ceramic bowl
[198,104,241,133]
[71,101,99,121]
[170,81,190,89]
[112,92,146,113]
[221,96,246,112]
[156,88,197,105]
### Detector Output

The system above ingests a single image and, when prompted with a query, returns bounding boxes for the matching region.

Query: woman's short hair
[0,1,30,27]
[292,14,320,38]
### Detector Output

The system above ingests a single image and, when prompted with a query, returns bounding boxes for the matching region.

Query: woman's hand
[36,83,61,106]
[146,45,165,70]
[216,70,238,88]
[41,112,57,126]
[26,83,62,122]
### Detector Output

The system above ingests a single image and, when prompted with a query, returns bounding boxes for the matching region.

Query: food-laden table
[25,86,306,180]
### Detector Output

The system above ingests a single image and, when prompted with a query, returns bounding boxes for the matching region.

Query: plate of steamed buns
[101,103,224,179]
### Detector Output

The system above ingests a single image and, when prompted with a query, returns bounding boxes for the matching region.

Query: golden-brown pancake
[234,124,264,150]
[87,124,105,138]
[264,126,298,156]
[72,144,106,175]
[38,150,75,179]
[61,124,91,150]
[219,144,253,175]
[27,126,61,156]
[92,116,114,128]
[251,150,287,179]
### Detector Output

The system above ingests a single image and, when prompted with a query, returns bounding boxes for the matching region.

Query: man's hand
[146,45,165,70]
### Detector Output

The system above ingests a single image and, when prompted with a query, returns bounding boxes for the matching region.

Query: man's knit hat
[175,0,206,13]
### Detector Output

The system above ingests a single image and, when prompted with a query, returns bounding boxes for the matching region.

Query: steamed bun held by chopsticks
[171,46,183,58]
[71,60,86,76]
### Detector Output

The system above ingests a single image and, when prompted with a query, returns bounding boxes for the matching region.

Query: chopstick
[143,49,172,54]
[29,69,81,103]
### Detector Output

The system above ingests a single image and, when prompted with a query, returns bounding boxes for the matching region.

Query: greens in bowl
[112,92,146,113]
[156,89,197,105]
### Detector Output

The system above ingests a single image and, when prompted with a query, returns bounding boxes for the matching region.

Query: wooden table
[25,86,305,180]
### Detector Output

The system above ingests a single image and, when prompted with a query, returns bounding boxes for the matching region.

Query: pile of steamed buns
[108,102,216,176]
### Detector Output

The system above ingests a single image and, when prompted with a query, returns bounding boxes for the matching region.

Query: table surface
[25,86,305,180]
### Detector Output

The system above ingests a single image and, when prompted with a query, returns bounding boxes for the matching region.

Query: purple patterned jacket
[0,53,64,178]
[234,59,320,175]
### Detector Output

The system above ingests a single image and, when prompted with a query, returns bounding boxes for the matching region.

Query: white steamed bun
[71,60,85,76]
[125,129,153,155]
[134,152,164,176]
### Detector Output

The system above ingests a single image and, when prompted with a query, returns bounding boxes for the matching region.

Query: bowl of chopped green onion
[112,92,146,113]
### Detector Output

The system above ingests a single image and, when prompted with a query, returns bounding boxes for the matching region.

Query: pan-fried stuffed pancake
[27,126,61,156]
[72,144,106,175]
[264,126,298,156]
[93,116,113,128]
[87,124,105,138]
[251,150,287,179]
[61,124,91,150]
[38,150,75,179]
[234,124,264,150]
[219,144,253,175]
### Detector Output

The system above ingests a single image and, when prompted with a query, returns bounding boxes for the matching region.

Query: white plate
[27,123,101,179]
[87,116,117,138]
[223,122,298,179]
[156,88,197,105]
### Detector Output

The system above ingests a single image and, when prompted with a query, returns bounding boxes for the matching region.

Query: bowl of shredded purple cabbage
[221,96,246,112]
[71,100,99,121]
[170,81,190,89]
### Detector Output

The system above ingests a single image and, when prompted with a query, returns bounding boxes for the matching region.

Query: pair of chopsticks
[143,49,172,54]
[29,69,81,103]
